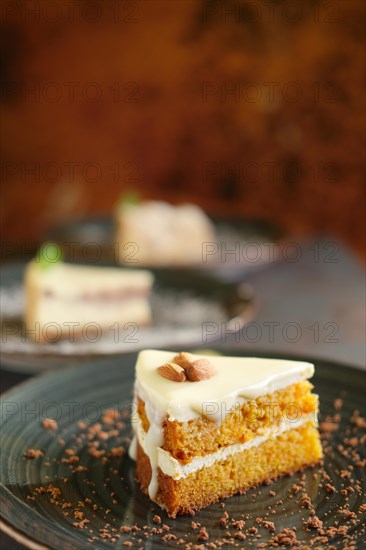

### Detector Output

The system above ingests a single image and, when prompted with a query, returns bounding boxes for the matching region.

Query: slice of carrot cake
[130,349,322,518]
[115,199,215,266]
[25,244,154,342]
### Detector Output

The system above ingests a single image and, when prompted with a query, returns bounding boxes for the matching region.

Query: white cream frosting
[131,350,316,499]
[135,350,314,423]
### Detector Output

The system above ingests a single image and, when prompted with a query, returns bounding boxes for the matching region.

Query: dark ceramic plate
[0,263,254,372]
[46,216,284,277]
[1,352,365,549]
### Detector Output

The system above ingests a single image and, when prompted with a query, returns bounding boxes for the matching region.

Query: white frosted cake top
[135,349,314,422]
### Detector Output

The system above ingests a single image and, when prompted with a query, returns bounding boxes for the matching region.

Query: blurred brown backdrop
[1,0,365,256]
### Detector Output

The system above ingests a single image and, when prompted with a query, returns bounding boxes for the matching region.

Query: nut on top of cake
[130,349,323,517]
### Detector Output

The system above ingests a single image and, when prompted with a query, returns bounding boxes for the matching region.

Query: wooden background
[1,0,365,256]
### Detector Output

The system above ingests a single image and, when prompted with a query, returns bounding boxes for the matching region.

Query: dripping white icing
[143,400,164,499]
[128,435,137,460]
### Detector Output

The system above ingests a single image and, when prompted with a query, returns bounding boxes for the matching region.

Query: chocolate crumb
[109,446,125,457]
[219,511,229,527]
[152,514,161,525]
[307,516,323,529]
[334,398,343,410]
[161,533,177,541]
[41,418,58,430]
[24,449,44,459]
[263,520,276,532]
[197,527,209,541]
[269,528,298,546]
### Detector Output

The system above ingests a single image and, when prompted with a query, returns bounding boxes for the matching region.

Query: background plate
[0,352,365,549]
[46,216,284,275]
[0,264,254,372]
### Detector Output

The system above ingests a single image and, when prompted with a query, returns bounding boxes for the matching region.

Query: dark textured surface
[0,352,365,549]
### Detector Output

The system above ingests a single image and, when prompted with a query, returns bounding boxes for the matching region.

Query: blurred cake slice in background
[25,244,154,343]
[115,196,215,266]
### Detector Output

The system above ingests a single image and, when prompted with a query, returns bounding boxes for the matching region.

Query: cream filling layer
[134,413,316,482]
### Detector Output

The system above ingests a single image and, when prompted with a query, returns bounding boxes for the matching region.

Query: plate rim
[0,518,50,550]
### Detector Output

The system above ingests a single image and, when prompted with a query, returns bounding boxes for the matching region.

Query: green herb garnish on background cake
[35,243,63,269]
[118,190,141,207]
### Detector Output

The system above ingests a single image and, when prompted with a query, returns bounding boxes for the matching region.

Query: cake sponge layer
[136,421,323,517]
[138,381,318,463]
